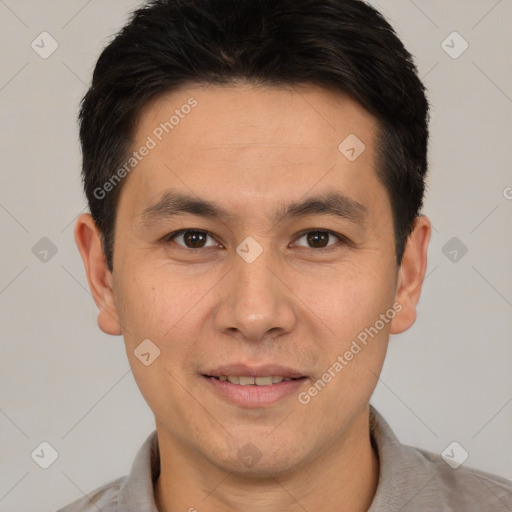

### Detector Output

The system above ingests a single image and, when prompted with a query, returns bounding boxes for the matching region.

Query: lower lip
[203,376,308,408]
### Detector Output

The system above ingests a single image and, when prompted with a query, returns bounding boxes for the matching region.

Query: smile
[203,374,308,407]
[208,375,305,386]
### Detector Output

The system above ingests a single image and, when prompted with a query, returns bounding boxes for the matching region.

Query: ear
[390,215,431,335]
[74,213,122,336]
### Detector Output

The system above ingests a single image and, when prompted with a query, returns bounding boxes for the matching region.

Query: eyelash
[163,229,349,253]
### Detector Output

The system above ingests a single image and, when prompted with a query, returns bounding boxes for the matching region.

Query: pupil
[185,231,206,248]
[308,231,328,248]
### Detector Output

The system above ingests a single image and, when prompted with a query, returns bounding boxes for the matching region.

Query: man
[59,0,512,510]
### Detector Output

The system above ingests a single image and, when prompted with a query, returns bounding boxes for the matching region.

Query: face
[77,83,428,477]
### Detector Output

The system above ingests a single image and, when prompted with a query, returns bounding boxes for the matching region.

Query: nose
[213,248,297,343]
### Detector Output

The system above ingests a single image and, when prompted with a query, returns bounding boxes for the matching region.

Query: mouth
[201,367,309,407]
[204,375,307,386]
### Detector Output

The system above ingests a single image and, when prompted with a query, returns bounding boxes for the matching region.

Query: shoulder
[55,429,160,511]
[55,476,126,512]
[368,406,512,511]
[406,444,512,510]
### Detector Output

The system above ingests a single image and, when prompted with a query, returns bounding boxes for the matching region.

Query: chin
[206,439,310,479]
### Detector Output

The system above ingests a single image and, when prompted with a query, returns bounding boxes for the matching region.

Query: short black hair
[79,0,429,271]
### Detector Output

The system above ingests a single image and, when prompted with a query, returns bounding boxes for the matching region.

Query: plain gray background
[0,0,511,510]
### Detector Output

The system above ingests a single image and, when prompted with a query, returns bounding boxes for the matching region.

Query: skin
[75,83,431,512]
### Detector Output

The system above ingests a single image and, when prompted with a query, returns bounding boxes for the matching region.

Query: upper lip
[204,364,307,379]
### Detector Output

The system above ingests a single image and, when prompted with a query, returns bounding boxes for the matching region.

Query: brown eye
[294,230,344,250]
[167,230,216,249]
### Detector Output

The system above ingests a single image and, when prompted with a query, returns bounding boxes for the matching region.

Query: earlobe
[390,215,431,335]
[74,213,123,336]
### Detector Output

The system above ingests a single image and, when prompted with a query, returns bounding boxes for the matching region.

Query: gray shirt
[56,406,512,511]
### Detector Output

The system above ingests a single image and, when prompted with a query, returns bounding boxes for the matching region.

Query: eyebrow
[140,190,368,228]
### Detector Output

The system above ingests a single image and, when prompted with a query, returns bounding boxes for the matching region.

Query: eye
[293,230,346,250]
[163,228,348,252]
[165,229,218,250]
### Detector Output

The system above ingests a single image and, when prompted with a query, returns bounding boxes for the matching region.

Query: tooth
[255,376,273,386]
[222,375,291,385]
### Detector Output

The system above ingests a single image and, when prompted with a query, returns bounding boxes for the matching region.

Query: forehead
[138,82,376,152]
[122,83,386,221]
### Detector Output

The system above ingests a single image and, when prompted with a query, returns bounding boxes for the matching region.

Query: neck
[154,406,379,512]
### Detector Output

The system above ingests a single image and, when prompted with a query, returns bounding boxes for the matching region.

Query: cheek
[113,265,211,395]
[113,269,200,418]
[114,265,203,343]
[297,257,395,406]
[299,261,395,339]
